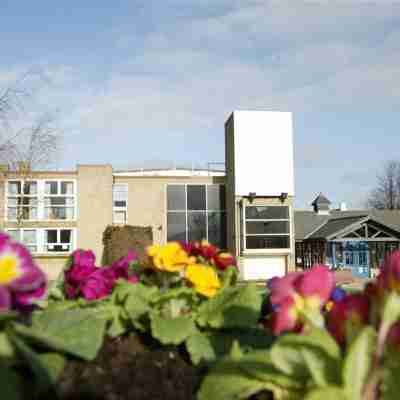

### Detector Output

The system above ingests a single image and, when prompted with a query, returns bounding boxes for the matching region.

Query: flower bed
[2,232,400,400]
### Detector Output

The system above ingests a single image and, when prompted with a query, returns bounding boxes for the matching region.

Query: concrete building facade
[0,111,297,281]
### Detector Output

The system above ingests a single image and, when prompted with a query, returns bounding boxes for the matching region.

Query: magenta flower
[73,249,96,269]
[64,249,97,299]
[267,265,335,335]
[377,251,400,292]
[80,269,113,301]
[0,232,47,312]
[110,250,137,280]
[327,293,370,345]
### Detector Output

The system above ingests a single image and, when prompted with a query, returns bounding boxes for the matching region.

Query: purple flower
[110,250,138,280]
[80,269,113,300]
[0,233,47,312]
[72,249,96,269]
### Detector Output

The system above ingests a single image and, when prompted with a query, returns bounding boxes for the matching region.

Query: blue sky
[1,1,400,209]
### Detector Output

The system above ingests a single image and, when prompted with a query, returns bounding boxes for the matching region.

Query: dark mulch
[45,333,199,400]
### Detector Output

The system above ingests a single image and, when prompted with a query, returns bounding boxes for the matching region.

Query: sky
[1,0,400,209]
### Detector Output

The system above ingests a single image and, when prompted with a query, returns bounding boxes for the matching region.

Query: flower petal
[0,286,11,311]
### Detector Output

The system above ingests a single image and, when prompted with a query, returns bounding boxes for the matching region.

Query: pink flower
[0,233,47,312]
[72,249,96,269]
[377,250,400,292]
[267,265,335,335]
[327,293,370,345]
[110,250,137,280]
[80,269,113,301]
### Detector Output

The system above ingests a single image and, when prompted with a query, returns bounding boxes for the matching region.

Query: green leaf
[186,328,273,365]
[10,334,55,395]
[199,351,305,400]
[305,386,348,400]
[196,284,262,329]
[198,358,268,400]
[220,266,238,289]
[270,329,342,387]
[38,353,66,382]
[0,331,15,359]
[238,350,303,390]
[0,365,23,400]
[150,314,197,345]
[186,332,216,365]
[13,306,110,360]
[381,355,400,400]
[381,292,400,336]
[342,326,376,400]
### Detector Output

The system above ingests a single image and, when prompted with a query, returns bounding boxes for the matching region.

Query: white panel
[242,256,286,280]
[232,111,294,196]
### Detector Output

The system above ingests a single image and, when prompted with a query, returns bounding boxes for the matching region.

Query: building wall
[225,114,237,255]
[77,165,113,263]
[114,175,225,245]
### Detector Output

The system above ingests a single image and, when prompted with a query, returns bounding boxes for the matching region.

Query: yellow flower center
[0,254,21,284]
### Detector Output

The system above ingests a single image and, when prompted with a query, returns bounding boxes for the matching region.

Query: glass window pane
[61,181,74,195]
[246,206,289,220]
[208,212,227,249]
[23,230,37,244]
[29,207,38,220]
[167,212,186,242]
[167,185,186,210]
[49,197,67,206]
[7,208,17,220]
[246,235,290,249]
[45,181,58,195]
[8,230,20,241]
[66,208,74,219]
[22,197,37,206]
[187,185,206,211]
[60,230,72,243]
[23,181,37,195]
[207,185,226,211]
[246,221,290,234]
[26,245,37,253]
[46,230,58,243]
[114,200,127,208]
[8,181,21,195]
[188,211,207,242]
[8,197,18,206]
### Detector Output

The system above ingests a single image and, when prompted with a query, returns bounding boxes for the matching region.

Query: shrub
[102,225,153,265]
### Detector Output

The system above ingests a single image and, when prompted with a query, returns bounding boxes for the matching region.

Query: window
[6,228,75,254]
[166,184,226,248]
[7,229,38,253]
[7,181,38,221]
[244,205,290,250]
[44,180,75,220]
[6,179,76,221]
[45,229,73,252]
[113,184,128,224]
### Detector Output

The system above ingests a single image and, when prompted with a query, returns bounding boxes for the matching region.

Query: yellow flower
[0,254,21,285]
[147,242,195,272]
[185,264,221,298]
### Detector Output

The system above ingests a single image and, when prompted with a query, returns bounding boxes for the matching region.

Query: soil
[48,333,200,400]
[37,332,274,400]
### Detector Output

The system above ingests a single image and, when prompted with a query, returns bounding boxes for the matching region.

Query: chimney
[311,193,331,215]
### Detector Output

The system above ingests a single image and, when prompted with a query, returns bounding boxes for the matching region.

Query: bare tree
[367,160,400,210]
[0,71,61,227]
